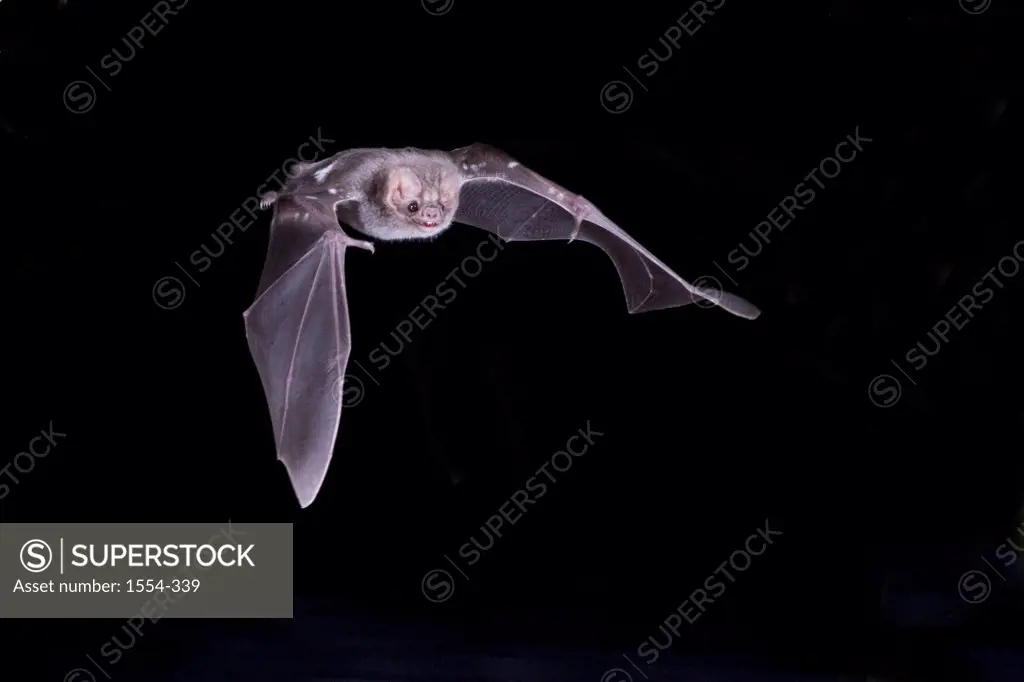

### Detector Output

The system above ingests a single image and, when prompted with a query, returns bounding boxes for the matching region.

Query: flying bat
[243,143,760,507]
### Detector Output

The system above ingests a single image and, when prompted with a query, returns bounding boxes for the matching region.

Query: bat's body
[261,147,463,242]
[243,143,761,507]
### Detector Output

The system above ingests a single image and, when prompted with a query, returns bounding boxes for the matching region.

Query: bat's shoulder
[447,143,521,175]
[449,142,510,162]
[332,147,395,168]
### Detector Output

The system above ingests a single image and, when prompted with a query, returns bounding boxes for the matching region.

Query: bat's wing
[447,143,760,319]
[242,195,371,508]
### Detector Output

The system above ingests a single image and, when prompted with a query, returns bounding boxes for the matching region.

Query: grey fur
[262,147,461,242]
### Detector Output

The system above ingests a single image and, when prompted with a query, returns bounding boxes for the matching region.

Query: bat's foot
[326,230,375,254]
[259,191,278,209]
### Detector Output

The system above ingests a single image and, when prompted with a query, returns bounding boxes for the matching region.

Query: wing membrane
[450,143,760,318]
[243,200,356,507]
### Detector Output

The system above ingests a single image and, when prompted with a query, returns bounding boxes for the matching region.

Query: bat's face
[381,165,460,238]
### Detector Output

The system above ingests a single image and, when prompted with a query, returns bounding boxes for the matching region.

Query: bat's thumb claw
[349,238,375,253]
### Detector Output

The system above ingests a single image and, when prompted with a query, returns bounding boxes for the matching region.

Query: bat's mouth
[417,220,440,229]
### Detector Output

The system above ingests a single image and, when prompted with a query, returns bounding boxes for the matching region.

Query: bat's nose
[421,205,442,222]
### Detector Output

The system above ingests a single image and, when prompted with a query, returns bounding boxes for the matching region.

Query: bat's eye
[407,201,419,213]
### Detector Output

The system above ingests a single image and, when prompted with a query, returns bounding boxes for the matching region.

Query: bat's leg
[324,228,375,254]
[566,193,592,242]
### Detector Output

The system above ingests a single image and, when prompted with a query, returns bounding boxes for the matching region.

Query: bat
[243,143,761,507]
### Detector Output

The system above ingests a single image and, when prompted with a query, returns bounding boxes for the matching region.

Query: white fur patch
[508,161,519,168]
[314,162,337,183]
[328,188,337,195]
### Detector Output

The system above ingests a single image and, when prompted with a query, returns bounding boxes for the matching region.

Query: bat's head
[379,164,460,239]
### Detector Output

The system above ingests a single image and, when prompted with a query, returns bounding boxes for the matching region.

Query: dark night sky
[1,1,1022,681]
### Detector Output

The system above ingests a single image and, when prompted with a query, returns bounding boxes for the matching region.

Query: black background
[2,0,1022,680]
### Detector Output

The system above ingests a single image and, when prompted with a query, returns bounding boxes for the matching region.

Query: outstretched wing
[243,196,358,508]
[447,143,760,319]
